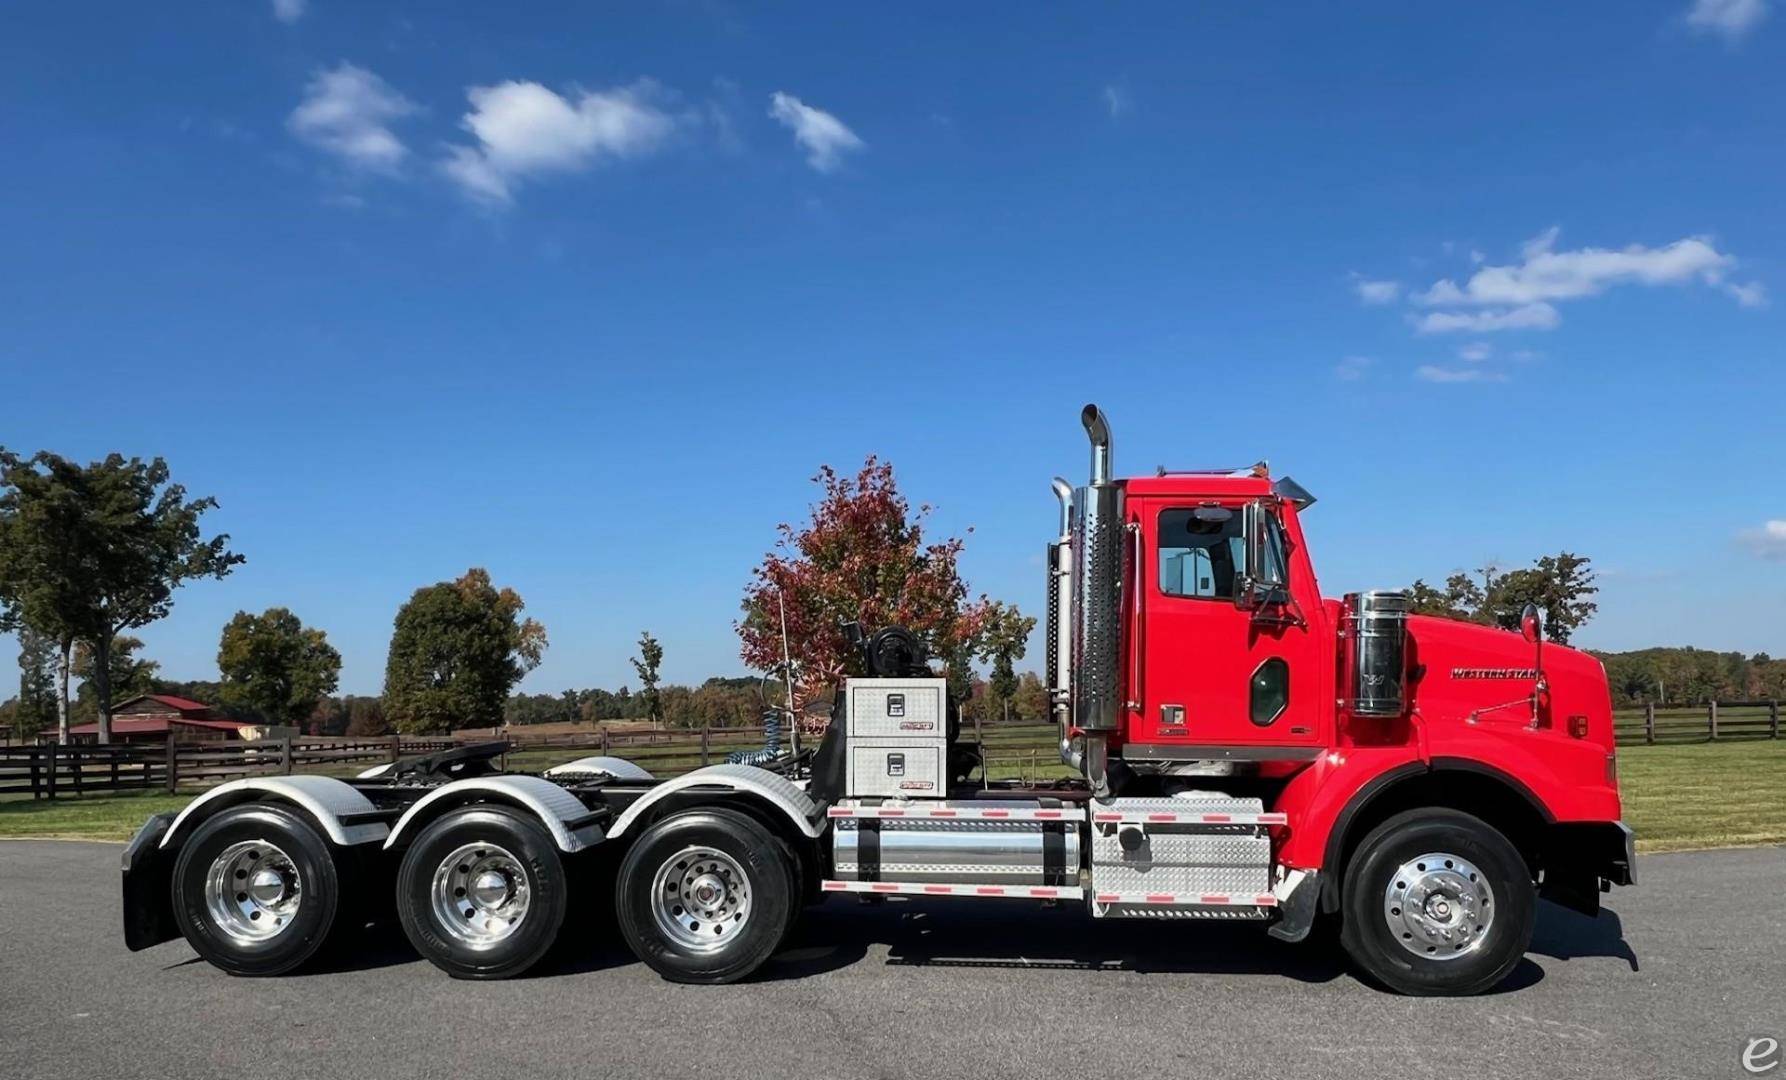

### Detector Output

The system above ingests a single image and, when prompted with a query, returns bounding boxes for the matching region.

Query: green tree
[345,696,388,736]
[1406,553,1597,645]
[382,568,547,734]
[631,631,664,730]
[1011,671,1049,723]
[71,635,160,721]
[974,600,1037,724]
[1486,552,1597,645]
[13,624,58,740]
[217,607,343,729]
[0,449,242,742]
[1406,573,1485,621]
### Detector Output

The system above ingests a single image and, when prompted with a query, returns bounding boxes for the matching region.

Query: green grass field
[4,739,1783,854]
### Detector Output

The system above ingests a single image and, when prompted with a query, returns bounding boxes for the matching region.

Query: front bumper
[1539,819,1634,916]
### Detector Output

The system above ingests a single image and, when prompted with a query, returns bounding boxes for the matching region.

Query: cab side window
[1158,508,1243,599]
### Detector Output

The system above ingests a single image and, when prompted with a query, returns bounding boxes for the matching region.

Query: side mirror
[1238,500,1288,611]
[1520,603,1543,644]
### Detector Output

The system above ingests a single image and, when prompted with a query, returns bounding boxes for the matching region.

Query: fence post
[164,738,178,794]
[1709,701,1719,742]
[700,727,711,767]
[1771,700,1780,740]
[111,750,120,790]
[1644,702,1656,745]
[389,734,401,764]
[280,736,293,776]
[45,743,57,799]
[30,748,42,799]
[601,726,611,755]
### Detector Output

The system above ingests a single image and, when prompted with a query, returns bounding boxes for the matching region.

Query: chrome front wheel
[1380,851,1495,960]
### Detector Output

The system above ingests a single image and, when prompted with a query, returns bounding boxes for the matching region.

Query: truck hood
[1405,614,1616,750]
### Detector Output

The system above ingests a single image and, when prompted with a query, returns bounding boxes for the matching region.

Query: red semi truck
[120,404,1632,995]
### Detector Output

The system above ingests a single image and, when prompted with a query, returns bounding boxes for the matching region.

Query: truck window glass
[1158,508,1244,599]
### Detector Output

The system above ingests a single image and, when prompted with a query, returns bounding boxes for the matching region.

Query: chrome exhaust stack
[1048,478,1080,771]
[1071,404,1123,794]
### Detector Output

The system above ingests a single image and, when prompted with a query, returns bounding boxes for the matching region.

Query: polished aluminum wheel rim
[1382,851,1495,961]
[205,839,301,944]
[430,843,530,949]
[650,845,752,953]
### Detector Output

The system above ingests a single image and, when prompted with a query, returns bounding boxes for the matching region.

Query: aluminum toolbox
[845,678,949,739]
[847,742,944,798]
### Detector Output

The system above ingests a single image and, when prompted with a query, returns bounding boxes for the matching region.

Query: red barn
[66,694,251,745]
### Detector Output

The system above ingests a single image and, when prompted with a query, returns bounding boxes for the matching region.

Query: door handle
[1160,704,1185,727]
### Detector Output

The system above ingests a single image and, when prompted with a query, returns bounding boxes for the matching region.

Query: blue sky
[3,2,1783,696]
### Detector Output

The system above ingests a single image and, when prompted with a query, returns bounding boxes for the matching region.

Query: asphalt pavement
[2,840,1782,1080]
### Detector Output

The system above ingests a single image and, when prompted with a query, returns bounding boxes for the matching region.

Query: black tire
[171,803,342,976]
[1339,808,1535,996]
[395,806,568,980]
[615,808,793,984]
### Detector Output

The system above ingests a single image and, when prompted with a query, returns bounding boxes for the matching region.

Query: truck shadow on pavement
[160,899,1636,989]
[758,897,1639,992]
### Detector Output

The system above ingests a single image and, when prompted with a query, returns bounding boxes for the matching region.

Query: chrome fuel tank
[831,803,1081,885]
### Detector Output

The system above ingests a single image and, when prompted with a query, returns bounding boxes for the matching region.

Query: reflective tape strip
[828,803,1084,822]
[821,879,1085,900]
[1091,891,1279,907]
[1089,811,1288,826]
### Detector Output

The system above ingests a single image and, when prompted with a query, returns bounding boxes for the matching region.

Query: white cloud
[440,79,679,203]
[271,0,306,24]
[1102,85,1131,119]
[1737,520,1786,560]
[1457,341,1492,362]
[1415,365,1508,384]
[1413,303,1561,334]
[287,63,417,174]
[768,92,863,173]
[1725,280,1769,307]
[1334,355,1374,381]
[1415,229,1737,308]
[1353,277,1401,305]
[1687,0,1771,40]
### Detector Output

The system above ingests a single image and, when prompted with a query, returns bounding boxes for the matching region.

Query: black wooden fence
[1,700,1777,800]
[0,736,453,799]
[1612,701,1782,745]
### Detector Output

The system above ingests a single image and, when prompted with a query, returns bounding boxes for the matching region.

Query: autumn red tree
[739,458,995,710]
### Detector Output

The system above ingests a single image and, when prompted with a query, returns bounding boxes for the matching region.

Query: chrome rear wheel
[429,843,532,949]
[649,845,754,953]
[204,839,303,944]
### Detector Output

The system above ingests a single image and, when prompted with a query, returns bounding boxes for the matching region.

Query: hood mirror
[1520,603,1543,644]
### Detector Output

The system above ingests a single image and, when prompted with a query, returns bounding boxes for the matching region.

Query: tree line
[14,443,1755,743]
[1,446,1038,742]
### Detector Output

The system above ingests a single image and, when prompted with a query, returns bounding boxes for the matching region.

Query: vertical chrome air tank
[1072,406,1123,732]
[1340,590,1411,718]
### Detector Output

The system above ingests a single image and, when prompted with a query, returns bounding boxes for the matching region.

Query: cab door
[1128,495,1324,751]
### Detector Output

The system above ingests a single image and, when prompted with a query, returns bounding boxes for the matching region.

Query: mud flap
[121,813,179,951]
[1267,869,1321,943]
